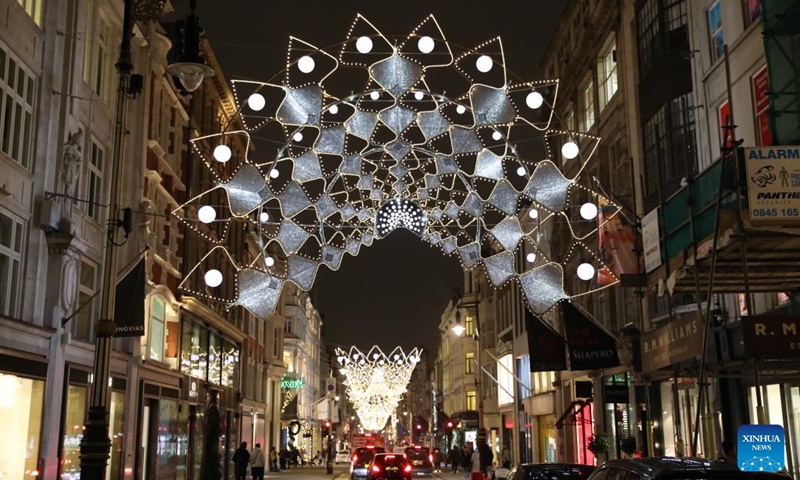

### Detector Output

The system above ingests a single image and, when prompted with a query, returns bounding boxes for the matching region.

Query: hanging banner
[562,301,620,371]
[525,311,567,371]
[642,208,661,273]
[745,146,800,225]
[597,200,638,286]
[114,257,146,337]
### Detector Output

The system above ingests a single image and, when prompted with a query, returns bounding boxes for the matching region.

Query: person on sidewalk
[251,443,266,480]
[232,442,250,480]
[461,446,472,479]
[450,447,461,474]
[470,447,482,480]
[269,446,278,472]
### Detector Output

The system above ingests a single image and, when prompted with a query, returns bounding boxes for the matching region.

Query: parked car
[352,446,386,480]
[367,453,413,480]
[404,446,433,477]
[508,463,596,480]
[586,458,790,480]
[336,450,351,464]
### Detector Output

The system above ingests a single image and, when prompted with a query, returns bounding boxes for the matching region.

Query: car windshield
[406,449,429,460]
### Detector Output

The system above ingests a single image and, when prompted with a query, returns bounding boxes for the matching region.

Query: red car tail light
[371,465,381,473]
[404,465,412,473]
[353,455,358,464]
[428,454,433,463]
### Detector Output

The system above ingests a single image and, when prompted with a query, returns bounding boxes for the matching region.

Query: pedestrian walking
[232,442,250,480]
[269,446,278,472]
[470,447,482,480]
[450,447,461,474]
[461,446,472,479]
[433,448,443,472]
[251,443,266,480]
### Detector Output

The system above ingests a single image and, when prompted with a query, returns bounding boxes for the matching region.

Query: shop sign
[563,301,620,371]
[281,375,303,389]
[742,315,800,359]
[603,384,629,404]
[641,315,703,372]
[525,311,567,372]
[745,147,800,225]
[642,208,661,273]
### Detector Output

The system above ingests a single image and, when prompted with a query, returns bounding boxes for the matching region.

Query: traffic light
[446,421,453,430]
[416,424,422,431]
[324,419,332,436]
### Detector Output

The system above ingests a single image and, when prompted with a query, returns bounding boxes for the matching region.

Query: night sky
[168,1,567,353]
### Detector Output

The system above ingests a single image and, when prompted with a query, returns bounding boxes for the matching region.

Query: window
[598,35,618,111]
[642,106,667,200]
[743,0,760,27]
[272,326,280,357]
[637,0,659,74]
[82,1,115,102]
[666,0,688,32]
[86,141,105,221]
[581,79,595,130]
[284,316,293,334]
[148,296,166,361]
[465,391,477,411]
[0,44,36,169]
[0,210,24,317]
[564,105,575,133]
[497,354,514,405]
[708,2,725,63]
[15,0,43,26]
[464,315,475,336]
[669,93,697,178]
[74,261,97,341]
[465,352,475,374]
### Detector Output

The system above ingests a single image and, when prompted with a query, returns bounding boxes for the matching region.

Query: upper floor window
[464,315,475,336]
[83,0,116,103]
[598,35,618,112]
[637,0,660,74]
[148,296,166,361]
[707,1,725,63]
[0,210,25,318]
[0,44,36,170]
[465,352,475,374]
[16,0,43,26]
[743,0,760,28]
[284,316,293,334]
[465,391,476,411]
[74,261,98,342]
[581,79,595,131]
[85,140,105,221]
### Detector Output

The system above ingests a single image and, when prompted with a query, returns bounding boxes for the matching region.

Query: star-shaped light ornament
[176,14,622,319]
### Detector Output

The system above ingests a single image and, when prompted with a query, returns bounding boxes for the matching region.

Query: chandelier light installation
[337,346,420,432]
[175,15,622,318]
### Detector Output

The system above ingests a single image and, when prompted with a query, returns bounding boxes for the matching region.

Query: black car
[404,446,433,477]
[367,453,412,480]
[587,458,791,480]
[352,446,387,480]
[508,463,596,480]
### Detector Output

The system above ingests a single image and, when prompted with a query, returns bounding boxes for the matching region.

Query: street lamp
[450,313,465,336]
[167,0,214,92]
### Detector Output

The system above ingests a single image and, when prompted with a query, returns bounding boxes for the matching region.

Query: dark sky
[168,0,567,353]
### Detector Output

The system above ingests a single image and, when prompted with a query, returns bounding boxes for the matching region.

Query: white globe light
[259,211,269,223]
[577,263,595,281]
[356,36,373,54]
[204,269,223,287]
[297,56,315,73]
[293,132,303,142]
[370,91,380,100]
[492,131,502,141]
[456,105,466,114]
[213,145,232,163]
[526,253,537,263]
[417,36,435,53]
[476,55,493,73]
[328,104,339,114]
[580,202,598,220]
[526,91,544,109]
[265,256,275,267]
[197,205,216,224]
[248,93,266,111]
[269,169,280,179]
[562,141,579,159]
[528,209,538,219]
[516,166,526,176]
[414,91,424,100]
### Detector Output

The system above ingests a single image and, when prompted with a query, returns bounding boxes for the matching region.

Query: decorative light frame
[174,14,623,319]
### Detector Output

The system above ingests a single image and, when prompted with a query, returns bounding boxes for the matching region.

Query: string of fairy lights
[173,13,623,320]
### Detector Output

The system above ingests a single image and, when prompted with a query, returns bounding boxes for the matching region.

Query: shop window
[0,210,24,318]
[465,352,475,374]
[707,2,725,64]
[148,296,166,361]
[74,261,98,342]
[15,0,43,25]
[180,318,208,379]
[0,373,45,479]
[581,78,595,131]
[466,391,477,411]
[0,43,36,169]
[107,391,125,480]
[221,340,240,388]
[62,384,87,480]
[597,34,618,112]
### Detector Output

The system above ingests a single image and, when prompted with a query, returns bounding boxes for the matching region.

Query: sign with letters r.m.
[742,315,800,359]
[738,424,784,472]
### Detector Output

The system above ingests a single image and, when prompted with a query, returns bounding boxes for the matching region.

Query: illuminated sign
[281,376,303,389]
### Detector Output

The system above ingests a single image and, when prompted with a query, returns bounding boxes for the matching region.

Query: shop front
[0,354,46,480]
[524,393,555,463]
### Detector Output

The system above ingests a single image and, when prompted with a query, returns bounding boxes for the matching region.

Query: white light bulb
[577,263,595,281]
[580,202,598,220]
[293,132,303,142]
[328,105,339,114]
[417,36,434,53]
[356,36,373,54]
[213,145,232,163]
[456,105,466,114]
[266,256,275,267]
[297,56,315,73]
[526,253,536,263]
[562,141,579,159]
[492,131,502,141]
[370,91,380,100]
[517,166,526,176]
[476,55,493,73]
[528,209,538,219]
[270,169,280,179]
[248,93,266,111]
[198,205,216,224]
[526,91,544,109]
[414,91,424,101]
[259,211,269,223]
[204,269,223,287]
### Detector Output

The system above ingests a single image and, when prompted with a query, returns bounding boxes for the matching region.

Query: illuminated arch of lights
[175,14,621,320]
[336,346,420,431]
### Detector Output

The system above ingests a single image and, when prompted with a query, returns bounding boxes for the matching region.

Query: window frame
[707,1,725,64]
[465,390,477,411]
[0,209,25,318]
[597,34,618,112]
[0,42,36,170]
[148,295,166,362]
[85,139,105,222]
[581,77,595,131]
[74,260,98,342]
[15,0,43,26]
[742,0,760,28]
[82,0,116,103]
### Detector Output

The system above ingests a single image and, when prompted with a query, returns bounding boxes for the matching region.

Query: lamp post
[451,307,484,430]
[167,0,214,93]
